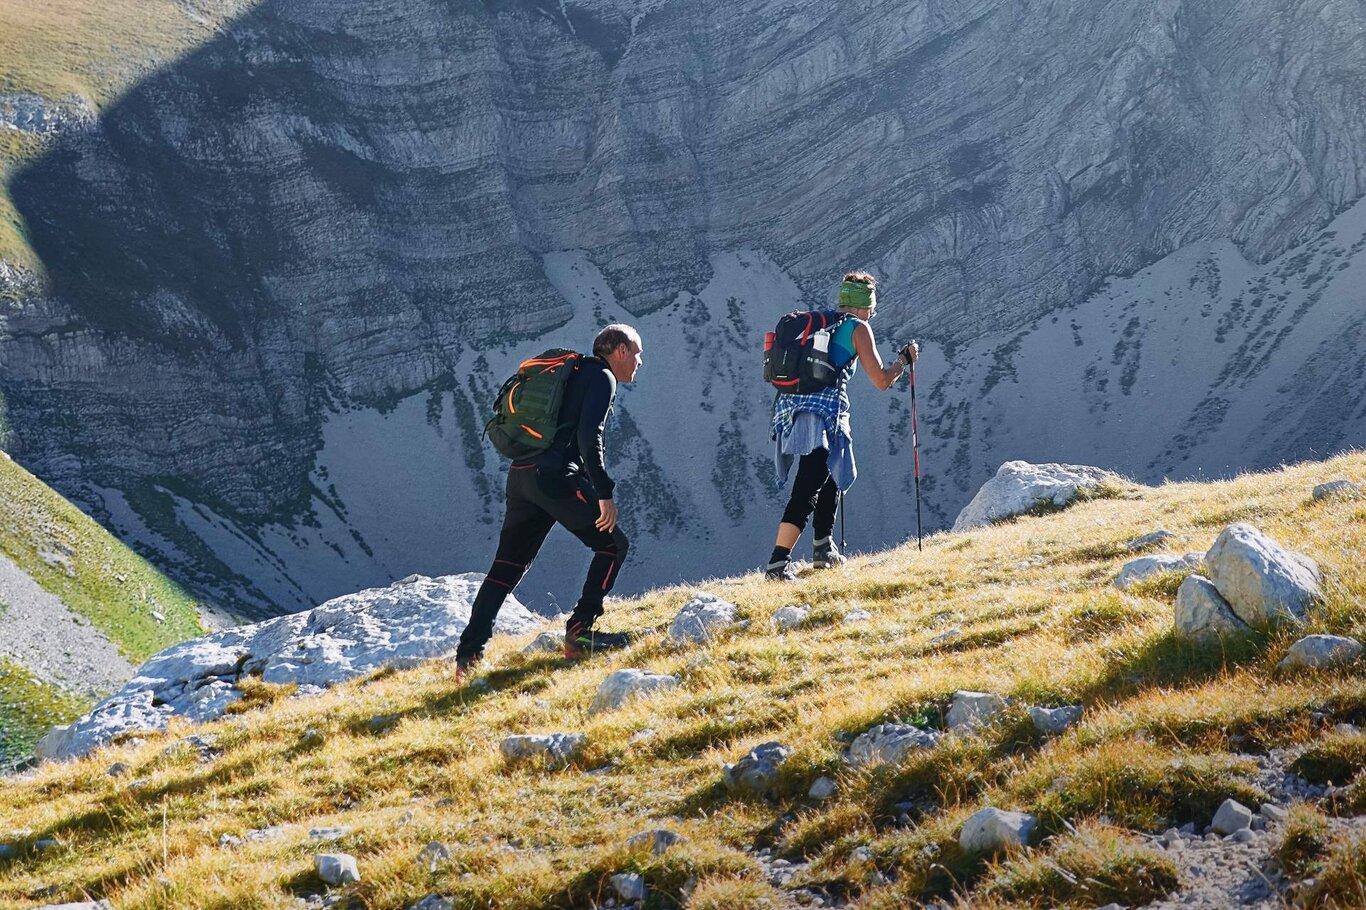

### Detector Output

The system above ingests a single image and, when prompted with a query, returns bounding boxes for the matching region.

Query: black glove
[896,342,919,366]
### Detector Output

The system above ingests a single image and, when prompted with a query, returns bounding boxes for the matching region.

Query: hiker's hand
[897,342,919,366]
[596,499,617,533]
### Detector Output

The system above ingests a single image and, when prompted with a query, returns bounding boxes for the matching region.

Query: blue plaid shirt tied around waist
[771,386,857,492]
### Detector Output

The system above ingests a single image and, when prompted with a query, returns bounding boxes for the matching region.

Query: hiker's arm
[577,367,618,499]
[854,322,905,391]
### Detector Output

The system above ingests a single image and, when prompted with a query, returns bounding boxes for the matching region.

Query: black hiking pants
[456,463,629,661]
[781,449,838,540]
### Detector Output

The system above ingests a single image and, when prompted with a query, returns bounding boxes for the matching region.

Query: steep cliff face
[1,0,1364,615]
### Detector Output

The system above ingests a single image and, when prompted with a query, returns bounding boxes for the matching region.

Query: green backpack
[485,349,582,459]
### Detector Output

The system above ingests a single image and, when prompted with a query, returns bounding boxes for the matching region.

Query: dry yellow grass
[1,452,1364,908]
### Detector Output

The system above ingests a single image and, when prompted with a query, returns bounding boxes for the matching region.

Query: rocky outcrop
[847,723,941,768]
[1204,524,1322,628]
[588,669,680,716]
[953,462,1123,531]
[667,594,738,645]
[1174,575,1249,639]
[1277,635,1364,674]
[36,573,539,761]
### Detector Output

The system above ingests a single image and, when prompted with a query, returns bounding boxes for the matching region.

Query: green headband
[838,280,875,309]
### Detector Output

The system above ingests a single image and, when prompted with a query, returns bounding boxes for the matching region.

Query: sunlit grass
[0,453,1362,907]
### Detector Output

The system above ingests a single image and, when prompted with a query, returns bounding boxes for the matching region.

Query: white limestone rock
[773,604,812,631]
[723,741,791,793]
[1277,635,1365,673]
[36,573,537,761]
[808,776,838,799]
[960,807,1037,853]
[315,852,361,885]
[946,691,1008,730]
[588,669,681,715]
[847,724,941,768]
[1125,530,1176,552]
[667,593,738,645]
[627,829,683,854]
[1029,705,1083,735]
[1174,575,1250,639]
[610,872,647,902]
[1211,799,1254,835]
[1312,480,1362,501]
[522,631,565,654]
[1204,524,1322,628]
[500,733,586,765]
[953,461,1123,531]
[1113,553,1203,591]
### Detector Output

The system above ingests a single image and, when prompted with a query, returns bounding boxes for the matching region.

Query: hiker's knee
[610,527,630,561]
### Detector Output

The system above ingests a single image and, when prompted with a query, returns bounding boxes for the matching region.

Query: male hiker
[763,271,916,580]
[455,324,643,676]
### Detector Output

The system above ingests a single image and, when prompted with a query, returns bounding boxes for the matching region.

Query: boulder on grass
[1029,705,1083,735]
[1174,575,1250,639]
[315,852,360,886]
[1113,553,1203,591]
[500,733,586,766]
[667,593,738,645]
[1312,480,1362,502]
[959,807,1037,853]
[723,741,792,794]
[952,461,1123,531]
[847,724,941,768]
[1277,635,1365,674]
[1204,524,1321,628]
[946,691,1008,730]
[588,669,680,715]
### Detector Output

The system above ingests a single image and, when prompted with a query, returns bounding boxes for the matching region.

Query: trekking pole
[839,489,846,554]
[908,340,923,552]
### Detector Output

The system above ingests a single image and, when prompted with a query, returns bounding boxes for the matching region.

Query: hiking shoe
[453,653,481,681]
[765,559,798,582]
[564,627,633,659]
[813,538,847,570]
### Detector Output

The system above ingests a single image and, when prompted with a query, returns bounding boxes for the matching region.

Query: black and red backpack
[763,310,852,394]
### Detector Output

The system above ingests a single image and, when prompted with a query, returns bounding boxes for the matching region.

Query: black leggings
[781,449,838,539]
[457,464,629,661]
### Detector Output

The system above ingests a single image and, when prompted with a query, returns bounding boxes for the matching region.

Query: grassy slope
[0,453,1364,909]
[0,453,204,661]
[0,0,213,269]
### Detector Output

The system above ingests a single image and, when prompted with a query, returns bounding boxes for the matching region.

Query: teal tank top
[830,315,861,377]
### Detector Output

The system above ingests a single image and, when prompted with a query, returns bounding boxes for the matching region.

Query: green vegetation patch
[0,454,202,661]
[983,821,1180,908]
[0,657,85,769]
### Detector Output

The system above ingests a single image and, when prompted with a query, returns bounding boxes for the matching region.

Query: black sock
[768,545,792,566]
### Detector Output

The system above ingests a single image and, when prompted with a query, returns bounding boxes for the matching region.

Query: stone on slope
[1125,529,1176,552]
[626,829,683,854]
[522,631,564,654]
[847,724,941,768]
[36,690,175,762]
[1174,575,1250,639]
[588,669,680,715]
[408,897,454,910]
[723,741,791,794]
[946,691,1008,730]
[808,776,837,799]
[773,604,811,631]
[416,842,452,872]
[1277,635,1365,673]
[667,593,738,645]
[959,807,1037,853]
[38,573,539,761]
[1204,524,1322,628]
[1113,553,1203,591]
[1312,480,1362,501]
[610,872,647,902]
[315,852,361,885]
[952,461,1123,531]
[33,903,113,910]
[1211,799,1254,835]
[500,733,586,766]
[1029,705,1083,735]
